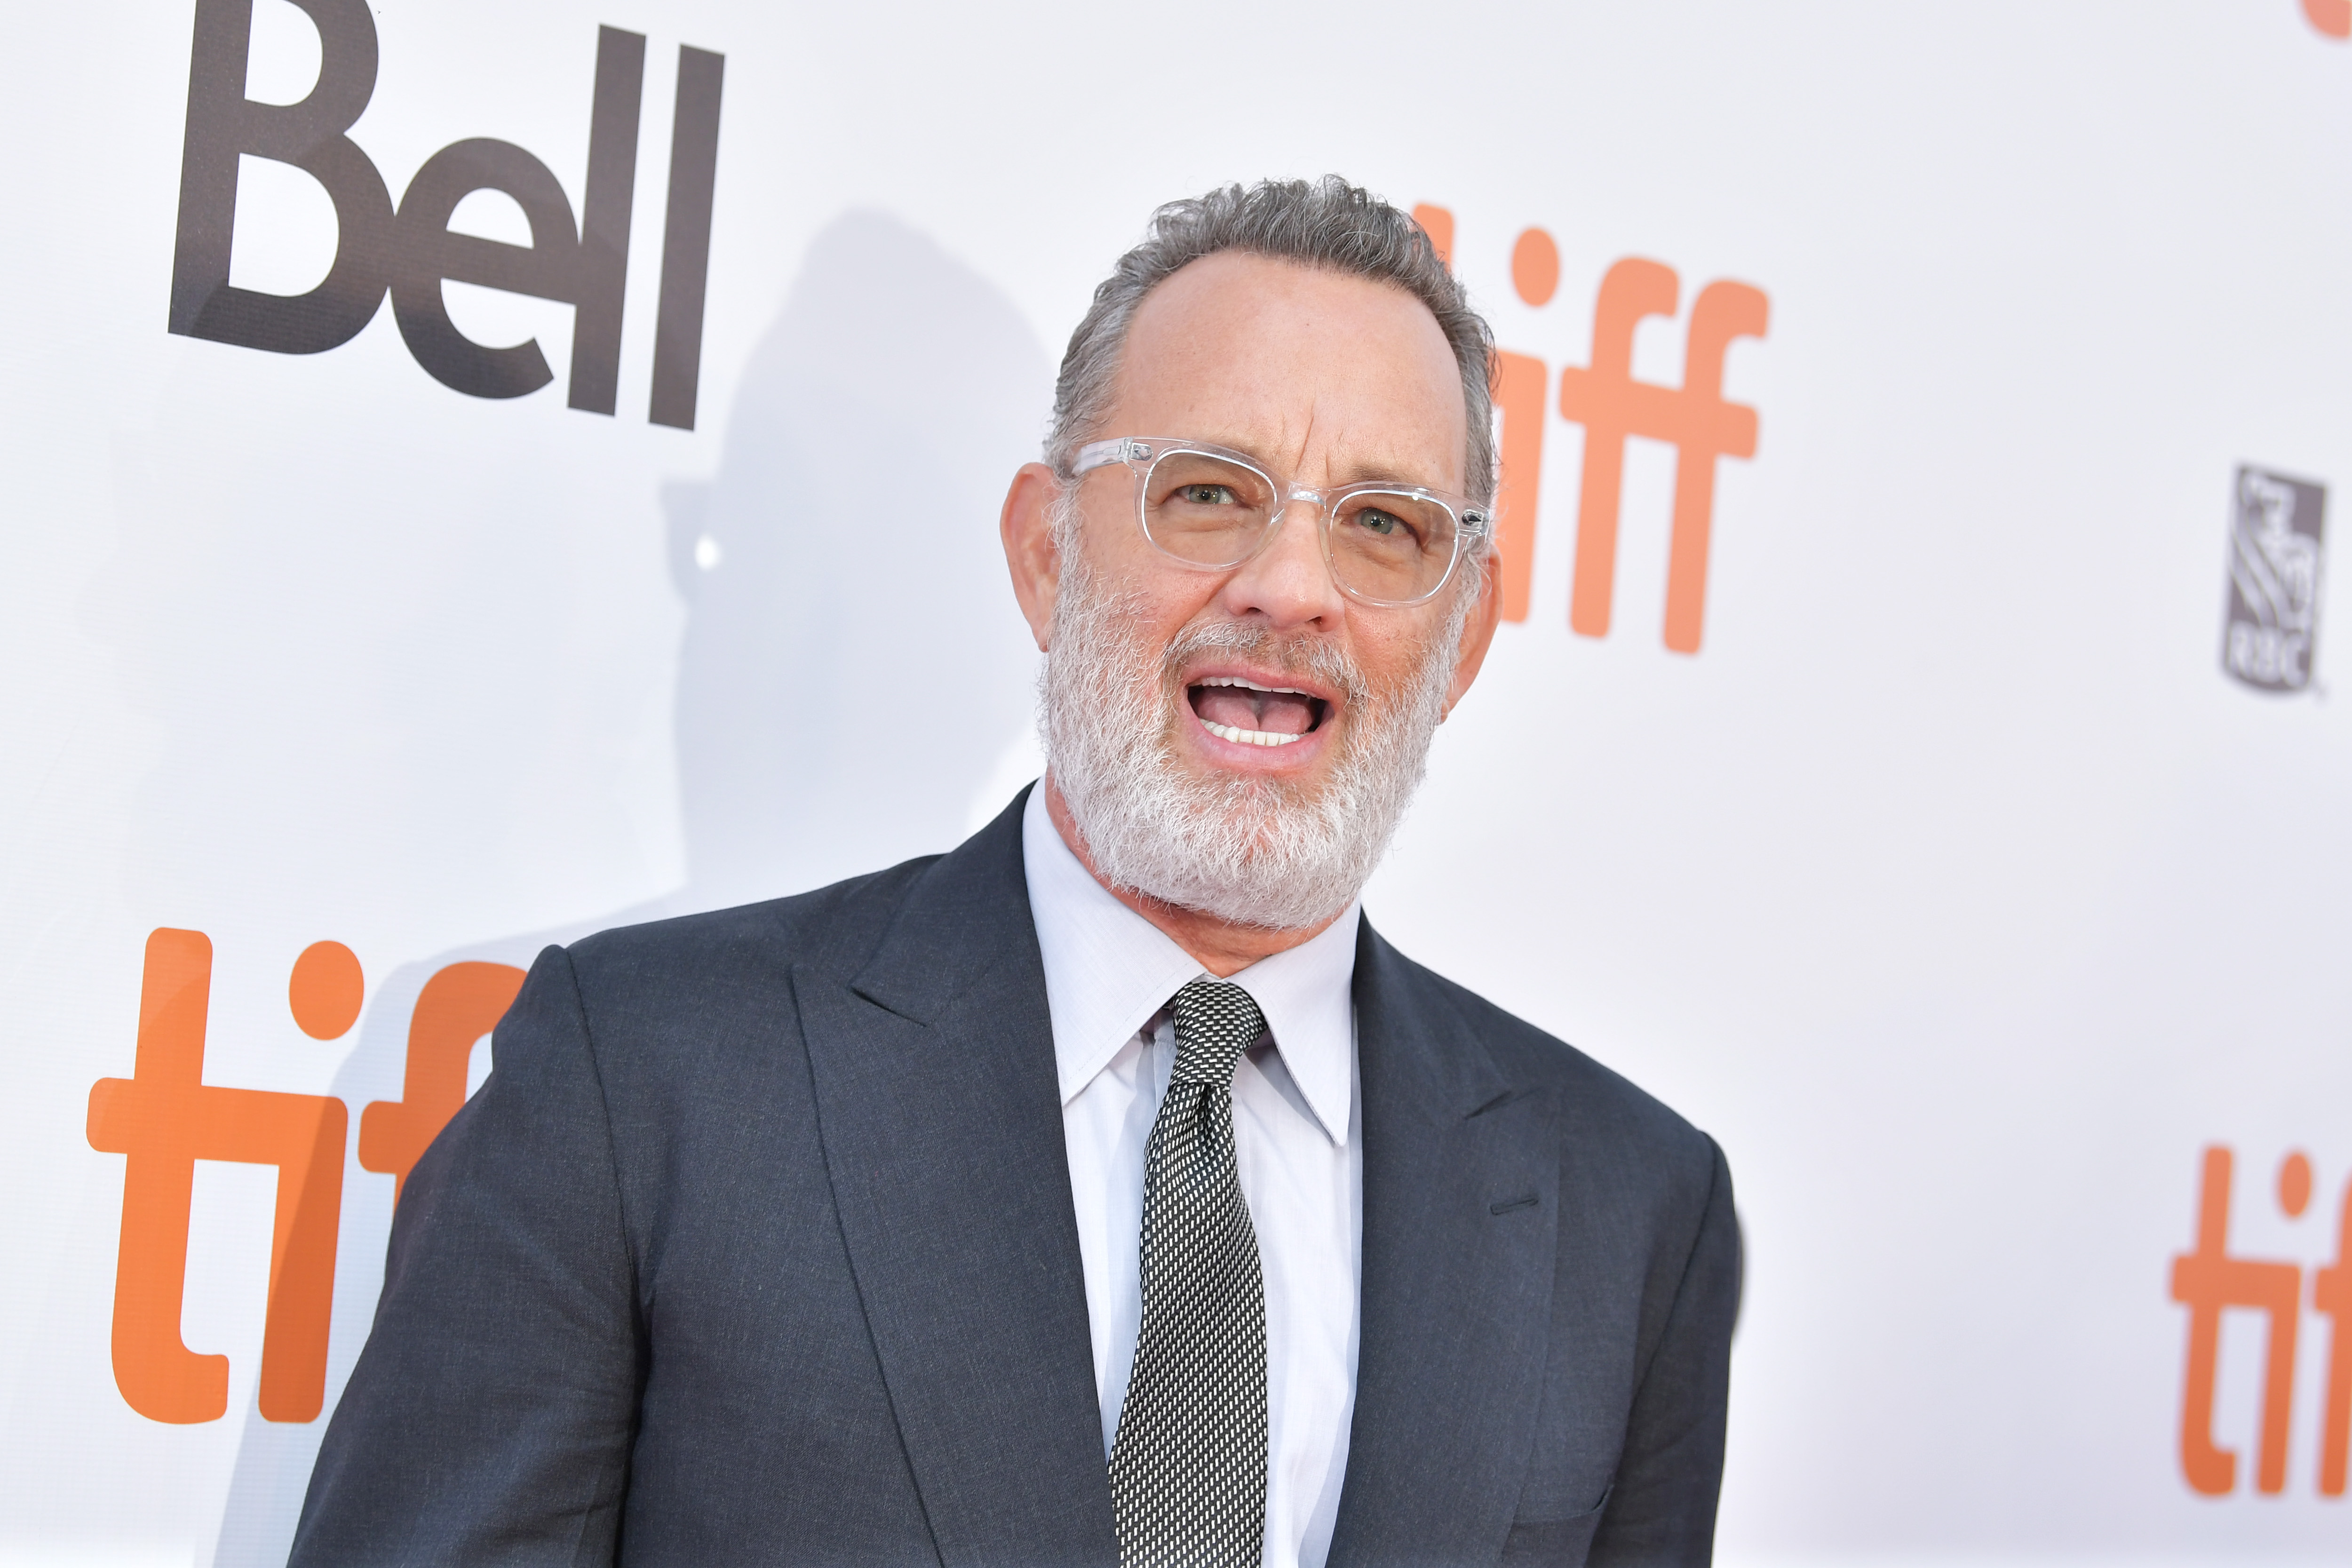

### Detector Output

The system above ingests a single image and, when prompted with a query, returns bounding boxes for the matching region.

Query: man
[293,177,1738,1568]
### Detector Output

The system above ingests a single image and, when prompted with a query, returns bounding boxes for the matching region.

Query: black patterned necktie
[1107,978,1271,1568]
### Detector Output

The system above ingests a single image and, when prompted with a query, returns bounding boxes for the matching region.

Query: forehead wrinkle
[1285,399,1458,492]
[1116,257,1464,490]
[1200,399,1454,494]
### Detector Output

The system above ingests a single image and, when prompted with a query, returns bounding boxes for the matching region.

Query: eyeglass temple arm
[1070,438,1147,476]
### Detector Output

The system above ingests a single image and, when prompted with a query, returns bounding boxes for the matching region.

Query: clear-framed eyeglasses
[1070,436,1490,608]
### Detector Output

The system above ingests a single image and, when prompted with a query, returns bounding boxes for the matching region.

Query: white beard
[1038,545,1470,931]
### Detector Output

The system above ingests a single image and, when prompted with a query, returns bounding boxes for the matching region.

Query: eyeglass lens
[1140,450,1461,603]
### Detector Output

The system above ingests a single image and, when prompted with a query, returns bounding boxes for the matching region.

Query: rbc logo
[2221,466,2328,694]
[169,0,723,428]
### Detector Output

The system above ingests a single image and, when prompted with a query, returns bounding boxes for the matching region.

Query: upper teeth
[1201,719,1305,747]
[1195,676,1310,696]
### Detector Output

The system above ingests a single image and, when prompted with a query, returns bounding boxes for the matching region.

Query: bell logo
[168,0,723,429]
[86,928,522,1424]
[1414,206,1768,653]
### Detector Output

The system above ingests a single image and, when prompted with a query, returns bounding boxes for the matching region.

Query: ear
[1440,557,1503,720]
[1000,462,1064,652]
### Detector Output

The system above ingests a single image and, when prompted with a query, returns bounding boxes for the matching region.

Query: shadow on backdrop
[210,208,1052,1565]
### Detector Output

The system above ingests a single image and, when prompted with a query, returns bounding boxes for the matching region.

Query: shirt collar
[1021,783,1359,1146]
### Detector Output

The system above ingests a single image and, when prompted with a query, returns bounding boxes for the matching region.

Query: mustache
[1039,550,1462,930]
[1157,618,1371,708]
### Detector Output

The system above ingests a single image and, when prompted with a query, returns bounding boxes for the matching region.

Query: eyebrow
[1202,435,1459,493]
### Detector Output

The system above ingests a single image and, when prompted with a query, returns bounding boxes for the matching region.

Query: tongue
[1195,687,1317,736]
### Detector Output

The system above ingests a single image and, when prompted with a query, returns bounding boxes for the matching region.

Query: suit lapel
[1328,923,1561,1566]
[794,794,1114,1567]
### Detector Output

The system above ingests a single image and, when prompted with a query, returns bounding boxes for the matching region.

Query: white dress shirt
[1020,784,1363,1568]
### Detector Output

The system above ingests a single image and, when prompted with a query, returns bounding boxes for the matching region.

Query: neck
[1042,773,1348,979]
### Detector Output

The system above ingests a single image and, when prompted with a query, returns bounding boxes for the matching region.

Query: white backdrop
[5,0,2352,1562]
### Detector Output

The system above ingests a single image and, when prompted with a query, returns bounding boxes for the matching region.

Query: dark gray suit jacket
[292,791,1738,1567]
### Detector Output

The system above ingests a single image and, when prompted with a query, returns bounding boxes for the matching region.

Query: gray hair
[1046,176,1499,514]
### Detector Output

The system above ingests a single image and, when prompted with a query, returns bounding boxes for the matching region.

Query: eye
[1178,483,1239,506]
[1354,506,1406,537]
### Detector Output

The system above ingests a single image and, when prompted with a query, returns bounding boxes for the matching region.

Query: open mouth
[1187,676,1331,748]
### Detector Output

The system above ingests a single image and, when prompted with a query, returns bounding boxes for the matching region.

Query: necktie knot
[1167,978,1266,1089]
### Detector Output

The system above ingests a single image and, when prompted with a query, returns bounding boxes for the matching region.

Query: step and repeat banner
[5,0,2352,1562]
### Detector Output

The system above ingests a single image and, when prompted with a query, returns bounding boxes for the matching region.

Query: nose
[1216,496,1347,630]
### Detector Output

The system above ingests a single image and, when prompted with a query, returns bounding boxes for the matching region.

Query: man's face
[1006,250,1500,929]
[1071,252,1486,796]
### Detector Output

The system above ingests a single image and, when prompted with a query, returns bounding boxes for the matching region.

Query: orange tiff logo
[2306,0,2350,41]
[1414,205,1769,654]
[2170,1144,2352,1496]
[86,928,521,1423]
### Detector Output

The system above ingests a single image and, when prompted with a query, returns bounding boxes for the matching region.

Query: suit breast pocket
[1499,1492,1608,1567]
